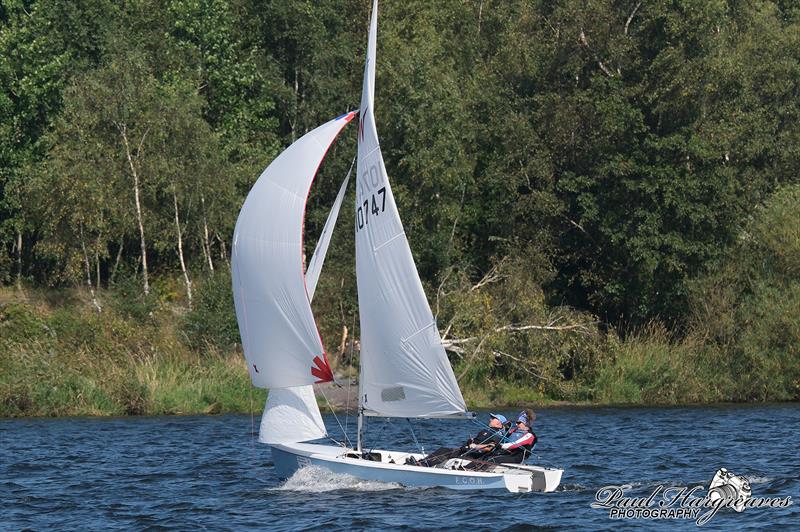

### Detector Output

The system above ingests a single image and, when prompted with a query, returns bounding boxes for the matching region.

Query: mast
[357,385,365,453]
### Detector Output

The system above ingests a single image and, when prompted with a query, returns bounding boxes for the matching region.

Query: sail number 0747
[357,187,386,230]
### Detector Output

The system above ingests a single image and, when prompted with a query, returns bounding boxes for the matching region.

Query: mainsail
[355,0,467,418]
[232,111,355,389]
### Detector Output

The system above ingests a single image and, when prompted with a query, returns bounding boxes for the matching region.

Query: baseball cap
[489,413,508,424]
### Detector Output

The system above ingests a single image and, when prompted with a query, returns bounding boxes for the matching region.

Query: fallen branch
[440,322,453,341]
[444,344,466,357]
[496,323,592,334]
[441,319,594,348]
[492,349,551,382]
[470,259,506,291]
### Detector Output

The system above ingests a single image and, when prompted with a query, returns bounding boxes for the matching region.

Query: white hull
[271,442,563,493]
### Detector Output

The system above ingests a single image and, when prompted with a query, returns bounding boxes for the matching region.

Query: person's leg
[414,447,460,467]
[486,451,524,465]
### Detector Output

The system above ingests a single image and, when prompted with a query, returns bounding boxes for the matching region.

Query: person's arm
[500,431,535,451]
[468,429,497,452]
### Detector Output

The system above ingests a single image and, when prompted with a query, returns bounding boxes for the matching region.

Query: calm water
[1,404,797,530]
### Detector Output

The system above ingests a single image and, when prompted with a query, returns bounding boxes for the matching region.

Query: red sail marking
[311,355,334,383]
[359,107,367,142]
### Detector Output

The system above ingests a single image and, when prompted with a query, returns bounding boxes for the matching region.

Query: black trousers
[419,446,466,467]
[484,450,525,464]
[464,450,526,470]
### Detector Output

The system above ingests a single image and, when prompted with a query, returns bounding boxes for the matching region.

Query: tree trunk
[119,123,150,296]
[290,66,299,142]
[217,232,230,267]
[174,189,192,307]
[15,229,22,289]
[339,325,348,359]
[95,248,101,292]
[111,238,123,285]
[79,221,102,312]
[200,194,214,273]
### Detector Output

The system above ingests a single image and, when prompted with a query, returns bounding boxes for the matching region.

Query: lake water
[1,404,797,530]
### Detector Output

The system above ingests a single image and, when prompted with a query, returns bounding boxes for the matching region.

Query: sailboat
[231,0,563,493]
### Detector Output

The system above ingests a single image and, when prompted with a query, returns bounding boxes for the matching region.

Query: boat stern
[532,466,563,493]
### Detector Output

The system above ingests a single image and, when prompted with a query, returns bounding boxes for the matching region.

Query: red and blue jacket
[500,429,537,452]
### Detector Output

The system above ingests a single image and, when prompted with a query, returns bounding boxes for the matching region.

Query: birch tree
[33,49,174,297]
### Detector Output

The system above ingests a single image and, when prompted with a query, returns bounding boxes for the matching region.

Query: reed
[0,288,265,417]
[2,266,797,418]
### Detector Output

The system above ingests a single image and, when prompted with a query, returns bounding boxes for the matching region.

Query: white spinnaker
[260,173,351,444]
[259,385,326,444]
[354,0,467,418]
[232,111,355,389]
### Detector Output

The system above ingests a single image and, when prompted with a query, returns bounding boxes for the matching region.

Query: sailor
[407,413,508,467]
[463,413,509,457]
[484,410,537,464]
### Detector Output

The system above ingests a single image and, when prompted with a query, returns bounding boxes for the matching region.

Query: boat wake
[555,483,591,493]
[272,466,402,493]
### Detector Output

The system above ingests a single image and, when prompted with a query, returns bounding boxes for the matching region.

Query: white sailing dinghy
[231,0,563,493]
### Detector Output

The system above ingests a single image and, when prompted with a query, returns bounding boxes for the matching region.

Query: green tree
[32,46,231,300]
[0,0,118,285]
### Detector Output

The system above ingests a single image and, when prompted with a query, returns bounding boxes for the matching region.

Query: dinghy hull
[271,443,563,493]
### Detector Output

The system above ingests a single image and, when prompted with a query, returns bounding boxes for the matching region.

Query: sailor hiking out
[407,410,537,469]
[406,413,511,467]
[479,410,537,466]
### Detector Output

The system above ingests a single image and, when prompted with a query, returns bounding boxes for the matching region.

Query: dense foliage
[1,0,798,409]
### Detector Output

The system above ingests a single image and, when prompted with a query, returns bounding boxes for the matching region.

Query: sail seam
[362,144,382,160]
[400,320,437,344]
[372,231,405,253]
[265,179,307,201]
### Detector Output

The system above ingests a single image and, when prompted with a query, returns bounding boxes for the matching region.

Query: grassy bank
[3,188,799,423]
[0,287,265,417]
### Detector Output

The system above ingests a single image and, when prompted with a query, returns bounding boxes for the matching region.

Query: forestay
[232,111,355,389]
[354,0,467,418]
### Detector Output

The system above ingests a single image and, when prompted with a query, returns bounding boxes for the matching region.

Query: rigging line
[327,436,348,448]
[366,417,389,455]
[346,152,357,177]
[319,387,352,448]
[343,312,356,444]
[470,417,512,442]
[249,384,256,460]
[406,419,426,457]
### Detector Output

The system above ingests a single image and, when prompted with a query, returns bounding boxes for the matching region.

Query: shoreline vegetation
[3,184,798,420]
[1,2,799,418]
